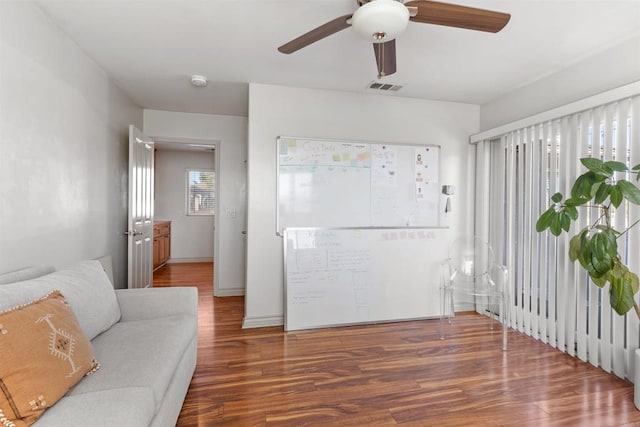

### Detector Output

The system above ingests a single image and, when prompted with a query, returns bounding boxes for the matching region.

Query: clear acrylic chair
[439,236,509,350]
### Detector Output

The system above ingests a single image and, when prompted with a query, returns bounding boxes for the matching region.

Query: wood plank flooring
[154,263,640,426]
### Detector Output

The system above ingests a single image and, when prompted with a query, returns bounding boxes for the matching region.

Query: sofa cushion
[0,261,120,340]
[34,387,156,427]
[0,266,55,285]
[0,291,99,426]
[69,314,197,410]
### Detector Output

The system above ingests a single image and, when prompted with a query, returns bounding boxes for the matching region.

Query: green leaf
[536,207,555,232]
[551,192,563,203]
[604,161,629,172]
[581,158,612,177]
[564,205,579,220]
[617,180,640,205]
[569,235,580,261]
[564,197,589,207]
[571,172,597,199]
[581,157,603,168]
[590,249,612,276]
[610,265,637,315]
[580,157,604,172]
[611,262,625,279]
[594,183,611,205]
[576,233,593,271]
[632,163,640,171]
[569,228,588,262]
[593,226,619,258]
[629,271,640,295]
[610,185,623,208]
[561,213,571,232]
[590,272,608,288]
[550,212,563,236]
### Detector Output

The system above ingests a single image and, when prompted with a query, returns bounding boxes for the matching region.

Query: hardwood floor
[154,263,640,426]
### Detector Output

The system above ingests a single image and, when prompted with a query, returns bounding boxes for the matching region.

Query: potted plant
[536,157,640,406]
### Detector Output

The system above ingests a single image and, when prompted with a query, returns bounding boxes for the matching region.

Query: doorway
[152,140,217,288]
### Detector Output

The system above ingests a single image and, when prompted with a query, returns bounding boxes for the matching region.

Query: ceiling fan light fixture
[351,0,409,43]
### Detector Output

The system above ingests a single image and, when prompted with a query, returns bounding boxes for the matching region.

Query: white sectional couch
[0,258,198,427]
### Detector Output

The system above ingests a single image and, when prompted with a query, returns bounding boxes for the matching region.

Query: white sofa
[0,258,198,427]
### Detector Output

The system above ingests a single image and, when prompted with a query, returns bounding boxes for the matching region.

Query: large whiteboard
[277,137,440,232]
[284,227,447,331]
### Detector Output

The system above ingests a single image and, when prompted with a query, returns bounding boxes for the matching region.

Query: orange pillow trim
[0,290,99,426]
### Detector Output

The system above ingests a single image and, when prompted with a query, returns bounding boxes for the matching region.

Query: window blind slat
[575,111,592,363]
[588,106,604,367]
[520,129,530,335]
[506,135,518,329]
[564,114,580,357]
[531,124,543,341]
[599,103,617,373]
[523,127,535,337]
[611,99,630,377]
[555,116,570,352]
[546,121,557,345]
[547,120,567,347]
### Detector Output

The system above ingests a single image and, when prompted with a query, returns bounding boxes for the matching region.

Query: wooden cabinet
[153,220,171,271]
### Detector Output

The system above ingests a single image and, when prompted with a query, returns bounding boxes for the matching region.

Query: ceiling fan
[278,0,510,79]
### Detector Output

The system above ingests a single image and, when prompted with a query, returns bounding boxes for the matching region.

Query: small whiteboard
[284,227,447,331]
[277,137,439,233]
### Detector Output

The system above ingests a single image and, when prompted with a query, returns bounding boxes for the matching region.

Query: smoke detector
[190,75,208,87]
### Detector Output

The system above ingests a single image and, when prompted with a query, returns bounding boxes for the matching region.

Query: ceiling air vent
[367,81,403,92]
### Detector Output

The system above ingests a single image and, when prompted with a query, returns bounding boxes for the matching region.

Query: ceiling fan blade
[278,14,353,54]
[373,40,397,78]
[406,0,510,33]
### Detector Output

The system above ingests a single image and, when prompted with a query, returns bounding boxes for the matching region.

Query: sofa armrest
[115,287,198,322]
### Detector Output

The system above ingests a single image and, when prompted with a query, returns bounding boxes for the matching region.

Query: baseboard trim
[242,315,284,329]
[454,303,475,312]
[215,288,245,297]
[167,257,213,264]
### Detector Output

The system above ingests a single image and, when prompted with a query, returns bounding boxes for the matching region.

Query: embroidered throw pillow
[0,291,99,426]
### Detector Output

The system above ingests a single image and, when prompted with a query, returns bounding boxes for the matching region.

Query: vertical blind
[475,94,640,380]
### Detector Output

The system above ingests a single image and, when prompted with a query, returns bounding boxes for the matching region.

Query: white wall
[0,2,142,288]
[143,110,247,296]
[480,36,640,131]
[244,83,479,327]
[155,149,215,262]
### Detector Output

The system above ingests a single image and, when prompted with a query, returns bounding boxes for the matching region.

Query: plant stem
[634,300,640,321]
[617,218,640,240]
[589,208,607,229]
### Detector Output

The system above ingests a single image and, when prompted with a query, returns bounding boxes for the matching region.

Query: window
[187,170,215,216]
[475,96,640,378]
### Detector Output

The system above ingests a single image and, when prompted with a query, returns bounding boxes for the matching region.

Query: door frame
[150,137,221,295]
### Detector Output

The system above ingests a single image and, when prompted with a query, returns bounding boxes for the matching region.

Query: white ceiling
[35,0,640,117]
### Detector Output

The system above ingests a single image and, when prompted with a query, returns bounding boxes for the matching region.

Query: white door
[126,125,154,288]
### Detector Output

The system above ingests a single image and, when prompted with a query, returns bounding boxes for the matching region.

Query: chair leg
[440,288,454,340]
[440,287,447,340]
[449,291,454,323]
[501,296,508,351]
[488,295,495,330]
